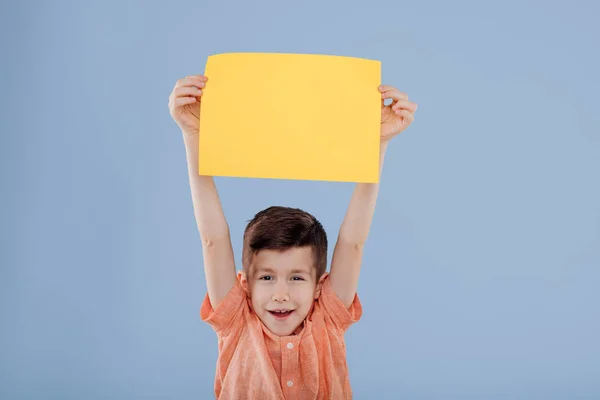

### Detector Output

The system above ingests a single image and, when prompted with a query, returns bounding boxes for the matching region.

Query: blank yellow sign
[199,52,381,183]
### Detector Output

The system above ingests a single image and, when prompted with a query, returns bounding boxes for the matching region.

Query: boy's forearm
[337,142,388,245]
[183,134,230,239]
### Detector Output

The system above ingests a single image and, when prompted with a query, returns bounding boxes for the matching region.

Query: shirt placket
[280,336,301,397]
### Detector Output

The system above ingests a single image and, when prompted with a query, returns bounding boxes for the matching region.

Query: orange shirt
[200,274,362,399]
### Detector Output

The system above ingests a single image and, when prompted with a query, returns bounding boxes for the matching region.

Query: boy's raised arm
[184,134,237,310]
[329,144,387,308]
[169,75,236,310]
[329,85,417,308]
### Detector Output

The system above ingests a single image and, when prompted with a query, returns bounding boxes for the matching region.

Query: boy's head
[240,206,328,336]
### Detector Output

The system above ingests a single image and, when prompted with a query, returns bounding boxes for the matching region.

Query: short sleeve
[318,275,363,332]
[200,280,247,336]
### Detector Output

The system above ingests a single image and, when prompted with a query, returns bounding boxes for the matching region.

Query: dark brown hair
[242,206,327,280]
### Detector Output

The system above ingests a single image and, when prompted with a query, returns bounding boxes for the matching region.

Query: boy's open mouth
[268,309,294,320]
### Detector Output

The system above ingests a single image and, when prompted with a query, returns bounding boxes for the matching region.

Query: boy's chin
[262,319,303,337]
[269,325,301,337]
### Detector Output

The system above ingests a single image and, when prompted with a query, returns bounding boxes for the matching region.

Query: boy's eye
[259,275,304,281]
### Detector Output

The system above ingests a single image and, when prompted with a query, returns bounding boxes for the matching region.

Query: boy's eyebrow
[255,267,276,274]
[255,267,311,274]
[290,268,311,275]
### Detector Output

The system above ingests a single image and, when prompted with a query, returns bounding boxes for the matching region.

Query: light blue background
[2,1,599,399]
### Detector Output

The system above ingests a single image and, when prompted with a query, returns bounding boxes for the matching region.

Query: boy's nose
[272,284,290,302]
[272,292,290,302]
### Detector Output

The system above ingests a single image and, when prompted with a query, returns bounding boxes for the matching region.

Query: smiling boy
[168,74,417,399]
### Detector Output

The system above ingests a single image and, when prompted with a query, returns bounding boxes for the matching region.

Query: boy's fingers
[184,74,208,82]
[175,75,208,89]
[172,96,197,107]
[395,109,415,124]
[379,85,408,101]
[379,84,402,93]
[381,89,408,102]
[173,86,203,98]
[392,99,418,112]
[186,75,208,86]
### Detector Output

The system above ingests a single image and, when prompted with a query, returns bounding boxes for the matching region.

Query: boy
[168,74,417,399]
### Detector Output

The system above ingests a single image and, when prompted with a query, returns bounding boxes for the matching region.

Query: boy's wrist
[379,141,389,157]
[183,133,200,159]
[182,130,198,143]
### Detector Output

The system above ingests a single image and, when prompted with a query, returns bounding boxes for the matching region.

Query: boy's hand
[329,85,418,307]
[170,74,236,310]
[168,75,208,137]
[379,85,418,143]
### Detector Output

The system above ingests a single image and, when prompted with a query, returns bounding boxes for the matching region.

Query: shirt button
[287,380,293,387]
[287,342,293,349]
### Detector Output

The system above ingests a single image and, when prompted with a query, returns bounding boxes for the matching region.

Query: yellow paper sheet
[199,52,381,183]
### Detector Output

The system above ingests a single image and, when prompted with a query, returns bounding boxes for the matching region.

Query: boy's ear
[314,272,329,299]
[238,270,251,298]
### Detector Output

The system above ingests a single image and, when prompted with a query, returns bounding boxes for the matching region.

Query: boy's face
[243,247,325,336]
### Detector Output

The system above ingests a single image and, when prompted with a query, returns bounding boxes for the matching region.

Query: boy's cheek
[295,285,317,298]
[250,290,270,308]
